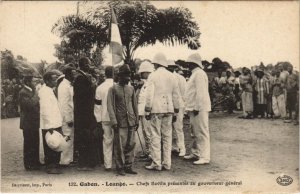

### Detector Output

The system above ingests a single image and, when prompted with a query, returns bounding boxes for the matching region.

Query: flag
[110,8,123,66]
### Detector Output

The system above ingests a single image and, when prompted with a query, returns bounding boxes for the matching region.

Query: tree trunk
[125,44,131,64]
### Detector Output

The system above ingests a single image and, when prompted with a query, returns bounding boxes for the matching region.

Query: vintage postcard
[0,1,299,193]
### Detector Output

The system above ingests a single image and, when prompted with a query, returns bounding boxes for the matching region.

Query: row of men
[211,65,299,123]
[238,66,298,123]
[19,53,211,175]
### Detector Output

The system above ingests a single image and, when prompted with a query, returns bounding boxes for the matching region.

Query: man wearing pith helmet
[137,60,155,160]
[167,60,187,157]
[184,53,211,165]
[144,53,180,171]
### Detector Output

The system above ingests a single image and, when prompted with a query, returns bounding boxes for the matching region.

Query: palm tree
[52,1,201,64]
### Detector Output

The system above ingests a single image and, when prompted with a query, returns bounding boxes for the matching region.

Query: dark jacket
[73,70,97,130]
[107,83,139,128]
[19,86,40,130]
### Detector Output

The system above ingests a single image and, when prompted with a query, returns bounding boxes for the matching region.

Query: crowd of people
[210,63,299,125]
[8,52,299,176]
[1,78,22,118]
[18,53,211,175]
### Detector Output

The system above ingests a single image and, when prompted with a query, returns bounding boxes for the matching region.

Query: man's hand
[135,124,139,131]
[112,124,118,131]
[172,115,177,123]
[145,114,151,121]
[64,135,71,142]
[193,110,199,116]
[264,93,269,99]
[48,128,54,134]
[67,122,73,128]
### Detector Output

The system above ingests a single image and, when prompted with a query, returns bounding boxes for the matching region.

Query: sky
[0,1,299,69]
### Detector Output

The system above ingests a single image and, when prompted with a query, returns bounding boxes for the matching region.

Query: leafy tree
[52,0,200,65]
[53,42,77,63]
[91,47,104,67]
[1,50,41,79]
[52,14,106,66]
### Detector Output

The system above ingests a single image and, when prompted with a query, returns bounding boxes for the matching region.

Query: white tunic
[94,78,114,122]
[185,67,211,112]
[145,67,180,114]
[39,84,62,129]
[58,79,74,124]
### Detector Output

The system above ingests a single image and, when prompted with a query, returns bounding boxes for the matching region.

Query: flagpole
[110,7,115,81]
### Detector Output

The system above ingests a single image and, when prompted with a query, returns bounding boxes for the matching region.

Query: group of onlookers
[12,53,300,177]
[1,78,23,118]
[210,63,299,125]
[17,52,212,176]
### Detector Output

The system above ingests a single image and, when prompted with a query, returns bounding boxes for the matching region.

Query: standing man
[284,65,298,123]
[271,69,286,119]
[94,66,114,170]
[167,60,187,157]
[107,64,139,175]
[137,61,155,160]
[19,70,41,170]
[73,57,98,170]
[184,53,211,165]
[239,67,254,119]
[223,69,236,114]
[254,68,269,118]
[58,67,76,166]
[39,70,63,174]
[144,53,180,171]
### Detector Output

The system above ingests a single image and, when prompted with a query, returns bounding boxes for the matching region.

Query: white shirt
[57,79,74,124]
[185,67,211,112]
[138,79,149,116]
[39,84,63,129]
[94,78,114,122]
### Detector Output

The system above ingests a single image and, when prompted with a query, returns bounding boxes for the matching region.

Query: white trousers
[102,121,114,169]
[150,113,172,169]
[272,94,286,118]
[59,123,74,165]
[172,108,185,152]
[189,111,210,161]
[140,116,152,156]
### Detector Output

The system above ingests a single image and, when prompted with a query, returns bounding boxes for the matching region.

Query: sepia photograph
[0,1,299,193]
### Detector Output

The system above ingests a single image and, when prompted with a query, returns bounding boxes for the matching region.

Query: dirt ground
[1,112,299,193]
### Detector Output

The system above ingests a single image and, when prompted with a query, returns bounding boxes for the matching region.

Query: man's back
[73,72,96,130]
[145,67,179,114]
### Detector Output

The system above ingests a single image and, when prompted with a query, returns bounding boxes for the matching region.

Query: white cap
[45,130,68,152]
[138,61,154,73]
[152,53,168,67]
[186,53,203,68]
